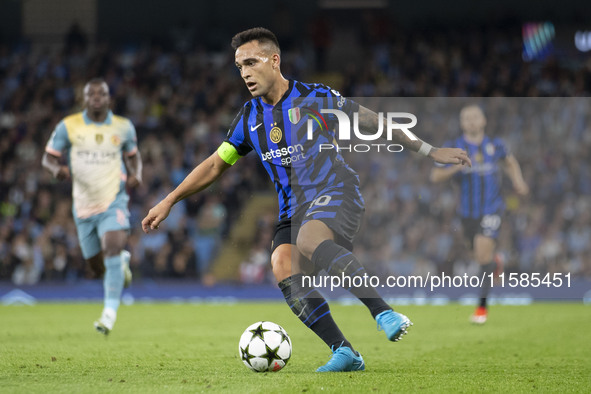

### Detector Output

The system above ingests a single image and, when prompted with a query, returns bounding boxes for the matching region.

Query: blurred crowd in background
[1,19,590,285]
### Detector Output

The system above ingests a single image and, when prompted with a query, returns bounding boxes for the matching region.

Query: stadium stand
[1,22,590,286]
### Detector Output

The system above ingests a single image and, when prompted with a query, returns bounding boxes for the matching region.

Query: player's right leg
[75,215,115,334]
[272,238,364,372]
[93,229,130,335]
[93,202,132,334]
[471,234,497,324]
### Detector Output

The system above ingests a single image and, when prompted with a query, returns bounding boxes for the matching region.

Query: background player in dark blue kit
[142,28,471,372]
[430,104,529,324]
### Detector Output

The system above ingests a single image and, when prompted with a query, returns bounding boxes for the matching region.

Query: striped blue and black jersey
[442,135,509,218]
[223,79,360,220]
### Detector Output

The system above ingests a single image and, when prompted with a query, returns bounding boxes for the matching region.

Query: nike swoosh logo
[250,123,262,132]
[306,210,324,216]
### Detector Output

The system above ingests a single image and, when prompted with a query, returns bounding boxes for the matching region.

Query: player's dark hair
[231,27,280,54]
[83,77,110,96]
[86,77,107,86]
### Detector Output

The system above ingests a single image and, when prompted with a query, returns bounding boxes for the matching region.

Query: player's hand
[142,200,173,233]
[429,148,472,167]
[55,166,71,181]
[127,174,142,188]
[513,180,529,196]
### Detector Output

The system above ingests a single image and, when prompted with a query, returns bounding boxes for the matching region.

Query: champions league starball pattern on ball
[238,321,292,372]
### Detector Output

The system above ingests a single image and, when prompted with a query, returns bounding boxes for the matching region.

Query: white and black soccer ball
[238,321,292,372]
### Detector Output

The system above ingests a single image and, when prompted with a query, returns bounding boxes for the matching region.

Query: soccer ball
[238,321,292,372]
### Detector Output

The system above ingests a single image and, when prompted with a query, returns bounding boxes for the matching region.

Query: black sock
[278,274,354,352]
[311,240,391,319]
[479,261,497,308]
[479,297,487,308]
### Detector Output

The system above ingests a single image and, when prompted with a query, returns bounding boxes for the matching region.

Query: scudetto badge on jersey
[288,108,301,124]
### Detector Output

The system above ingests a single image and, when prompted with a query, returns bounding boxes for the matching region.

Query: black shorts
[461,213,503,249]
[272,183,365,253]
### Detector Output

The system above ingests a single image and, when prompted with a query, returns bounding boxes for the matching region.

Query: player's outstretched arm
[357,105,472,166]
[429,164,463,183]
[141,152,231,233]
[42,152,70,180]
[124,151,143,188]
[427,147,471,166]
[503,154,529,195]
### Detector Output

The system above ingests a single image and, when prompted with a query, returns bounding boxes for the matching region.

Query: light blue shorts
[73,195,130,259]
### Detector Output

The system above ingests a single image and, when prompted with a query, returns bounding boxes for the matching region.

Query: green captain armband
[217,141,241,165]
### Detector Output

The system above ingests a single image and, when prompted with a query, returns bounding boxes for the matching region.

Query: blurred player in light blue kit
[42,78,142,334]
[430,104,528,323]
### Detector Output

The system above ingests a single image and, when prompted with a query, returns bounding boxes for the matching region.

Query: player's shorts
[73,196,130,259]
[272,182,365,253]
[461,213,503,248]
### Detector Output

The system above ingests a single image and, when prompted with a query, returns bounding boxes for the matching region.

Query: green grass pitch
[1,302,589,393]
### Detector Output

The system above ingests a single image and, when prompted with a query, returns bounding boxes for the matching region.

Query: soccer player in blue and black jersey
[142,28,471,372]
[431,105,528,324]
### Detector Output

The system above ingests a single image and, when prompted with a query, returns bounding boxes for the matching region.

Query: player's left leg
[471,234,497,324]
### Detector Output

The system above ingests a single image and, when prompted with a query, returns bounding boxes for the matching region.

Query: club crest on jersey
[95,133,103,144]
[111,135,121,146]
[485,143,495,156]
[270,127,283,143]
[288,108,301,124]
